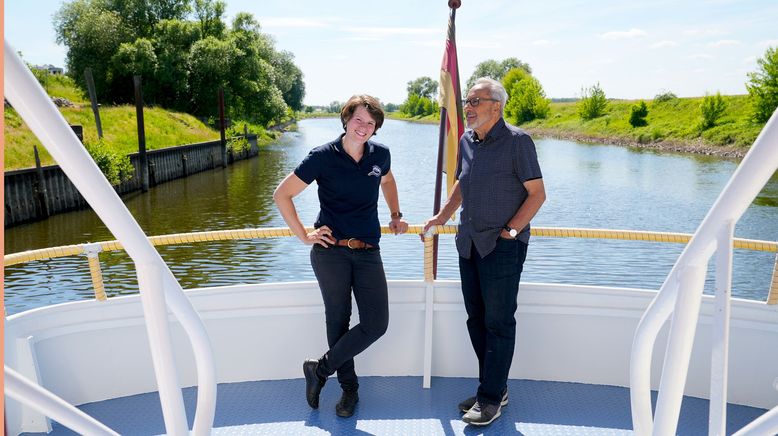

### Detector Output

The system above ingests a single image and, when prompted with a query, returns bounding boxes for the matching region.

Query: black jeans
[310,245,389,391]
[459,238,528,406]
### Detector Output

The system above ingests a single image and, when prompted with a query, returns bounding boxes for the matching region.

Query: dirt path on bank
[527,127,747,160]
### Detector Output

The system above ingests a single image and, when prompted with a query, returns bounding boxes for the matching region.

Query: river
[4,118,778,315]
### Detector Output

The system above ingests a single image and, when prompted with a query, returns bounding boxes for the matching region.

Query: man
[423,77,546,426]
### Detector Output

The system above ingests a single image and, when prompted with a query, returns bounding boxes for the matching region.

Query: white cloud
[601,28,647,40]
[742,55,757,64]
[531,39,552,46]
[708,39,740,48]
[689,53,715,59]
[650,40,678,49]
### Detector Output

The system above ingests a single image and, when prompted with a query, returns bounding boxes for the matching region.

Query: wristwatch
[503,225,518,239]
[391,211,403,219]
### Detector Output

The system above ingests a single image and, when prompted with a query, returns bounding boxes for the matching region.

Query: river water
[4,118,778,315]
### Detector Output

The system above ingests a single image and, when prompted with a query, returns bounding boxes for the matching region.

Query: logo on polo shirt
[367,165,381,177]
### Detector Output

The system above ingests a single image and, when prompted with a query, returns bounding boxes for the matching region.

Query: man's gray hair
[472,77,508,108]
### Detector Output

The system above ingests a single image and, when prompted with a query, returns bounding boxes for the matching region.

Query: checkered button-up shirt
[455,118,543,259]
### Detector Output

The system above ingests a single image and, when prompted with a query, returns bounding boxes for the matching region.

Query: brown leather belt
[335,238,374,249]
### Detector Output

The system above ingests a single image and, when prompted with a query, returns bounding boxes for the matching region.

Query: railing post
[710,222,734,436]
[653,262,707,435]
[422,230,435,388]
[83,243,107,301]
[136,262,188,436]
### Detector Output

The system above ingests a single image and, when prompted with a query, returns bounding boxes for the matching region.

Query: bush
[699,92,728,130]
[502,68,550,124]
[746,46,778,123]
[578,83,608,120]
[629,101,649,127]
[653,91,677,103]
[400,94,438,117]
[85,140,134,185]
[227,137,250,153]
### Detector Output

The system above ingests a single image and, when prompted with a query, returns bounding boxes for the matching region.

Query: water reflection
[4,119,778,314]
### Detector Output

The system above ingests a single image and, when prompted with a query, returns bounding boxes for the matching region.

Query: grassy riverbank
[3,75,283,170]
[389,95,765,158]
[524,95,762,158]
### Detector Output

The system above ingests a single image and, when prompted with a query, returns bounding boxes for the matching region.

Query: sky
[5,0,778,106]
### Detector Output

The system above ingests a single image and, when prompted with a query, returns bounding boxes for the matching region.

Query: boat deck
[22,377,766,435]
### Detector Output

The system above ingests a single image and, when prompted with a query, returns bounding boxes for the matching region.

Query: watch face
[509,228,518,238]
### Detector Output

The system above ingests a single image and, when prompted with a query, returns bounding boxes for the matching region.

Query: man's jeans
[310,245,389,391]
[459,237,528,406]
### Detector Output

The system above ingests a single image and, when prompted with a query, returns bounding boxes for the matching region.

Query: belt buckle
[347,238,358,249]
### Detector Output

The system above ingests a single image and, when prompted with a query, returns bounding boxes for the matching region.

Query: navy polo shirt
[294,135,391,247]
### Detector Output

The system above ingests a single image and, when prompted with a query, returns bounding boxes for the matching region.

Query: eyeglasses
[462,97,498,107]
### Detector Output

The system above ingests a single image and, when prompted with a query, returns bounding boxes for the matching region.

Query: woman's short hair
[340,95,385,134]
[472,77,508,108]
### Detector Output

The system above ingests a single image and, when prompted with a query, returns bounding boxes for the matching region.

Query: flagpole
[433,0,463,279]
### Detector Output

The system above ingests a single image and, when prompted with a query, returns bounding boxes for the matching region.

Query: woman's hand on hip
[306,226,335,247]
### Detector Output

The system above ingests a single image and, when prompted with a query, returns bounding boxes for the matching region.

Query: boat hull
[5,280,778,434]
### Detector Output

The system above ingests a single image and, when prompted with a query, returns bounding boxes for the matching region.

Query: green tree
[193,0,226,39]
[152,19,201,110]
[406,77,438,99]
[271,50,306,111]
[54,0,302,126]
[187,36,234,114]
[225,13,290,122]
[466,57,531,90]
[400,93,438,117]
[699,92,728,130]
[629,101,649,127]
[54,0,133,100]
[400,76,439,117]
[578,83,608,120]
[110,38,159,102]
[502,68,550,124]
[746,46,778,123]
[107,0,192,38]
[327,101,342,113]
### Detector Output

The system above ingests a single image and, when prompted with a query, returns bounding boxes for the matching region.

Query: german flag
[438,2,464,197]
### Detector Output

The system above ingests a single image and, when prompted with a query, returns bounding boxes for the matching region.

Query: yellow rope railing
[5,226,778,304]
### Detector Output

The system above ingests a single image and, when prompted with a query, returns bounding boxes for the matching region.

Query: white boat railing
[630,107,778,436]
[4,41,217,436]
[4,367,119,436]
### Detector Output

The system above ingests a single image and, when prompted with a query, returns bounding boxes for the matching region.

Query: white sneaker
[462,401,502,426]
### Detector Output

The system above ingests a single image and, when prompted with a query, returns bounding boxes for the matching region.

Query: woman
[273,94,408,418]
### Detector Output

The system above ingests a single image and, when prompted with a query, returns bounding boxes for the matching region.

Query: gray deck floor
[23,377,767,435]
